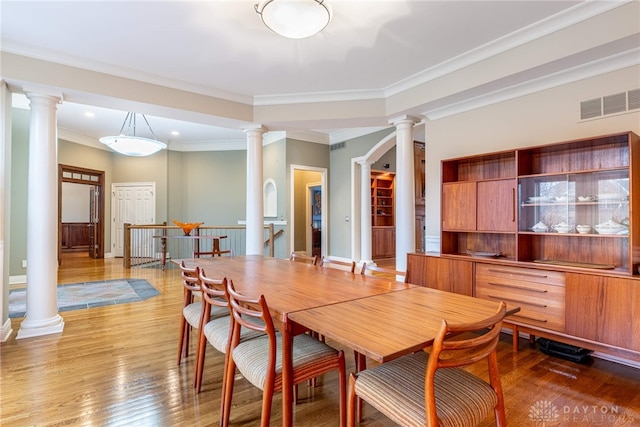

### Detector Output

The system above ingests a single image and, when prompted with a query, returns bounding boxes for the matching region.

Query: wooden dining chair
[347,302,508,427]
[320,256,356,273]
[289,251,318,265]
[222,280,347,427]
[177,261,227,365]
[360,262,408,283]
[194,268,263,394]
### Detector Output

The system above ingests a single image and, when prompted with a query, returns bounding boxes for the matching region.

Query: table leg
[160,237,167,270]
[282,324,293,427]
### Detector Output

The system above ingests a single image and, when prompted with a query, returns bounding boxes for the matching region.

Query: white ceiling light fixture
[99,112,167,156]
[255,0,331,39]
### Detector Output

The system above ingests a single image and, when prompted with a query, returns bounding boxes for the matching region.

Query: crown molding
[423,47,640,120]
[384,0,632,98]
[329,127,388,144]
[253,1,632,106]
[58,128,109,151]
[1,42,253,105]
[168,139,247,152]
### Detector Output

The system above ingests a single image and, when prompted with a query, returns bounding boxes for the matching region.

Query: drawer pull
[487,281,548,293]
[486,268,548,279]
[511,314,548,323]
[486,294,547,308]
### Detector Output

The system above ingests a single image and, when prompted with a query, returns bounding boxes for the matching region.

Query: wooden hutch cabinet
[371,171,395,259]
[408,131,640,361]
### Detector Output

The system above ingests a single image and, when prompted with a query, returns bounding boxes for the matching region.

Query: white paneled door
[111,183,156,257]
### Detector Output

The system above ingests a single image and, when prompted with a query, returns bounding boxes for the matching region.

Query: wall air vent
[580,89,640,121]
[603,92,626,115]
[330,141,346,151]
[628,89,640,111]
[580,98,601,120]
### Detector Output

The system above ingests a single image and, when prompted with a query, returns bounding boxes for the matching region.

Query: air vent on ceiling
[580,89,640,121]
[330,141,346,151]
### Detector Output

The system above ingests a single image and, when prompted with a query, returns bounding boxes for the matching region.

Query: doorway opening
[291,165,327,259]
[58,165,105,265]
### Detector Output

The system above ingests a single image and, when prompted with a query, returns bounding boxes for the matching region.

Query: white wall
[423,66,640,251]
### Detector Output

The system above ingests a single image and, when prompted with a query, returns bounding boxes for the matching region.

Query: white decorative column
[359,159,373,265]
[1,81,11,342]
[245,127,265,256]
[17,92,64,339]
[390,115,418,273]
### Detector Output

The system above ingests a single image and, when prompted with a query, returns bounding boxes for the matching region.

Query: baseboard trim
[10,275,26,285]
[1,318,13,342]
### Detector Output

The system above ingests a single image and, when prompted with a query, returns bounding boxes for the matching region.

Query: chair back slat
[429,302,506,369]
[289,251,318,265]
[320,256,356,273]
[360,262,407,283]
[226,281,273,335]
[198,268,228,309]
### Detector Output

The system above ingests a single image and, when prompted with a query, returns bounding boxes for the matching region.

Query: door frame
[58,164,105,264]
[290,165,327,258]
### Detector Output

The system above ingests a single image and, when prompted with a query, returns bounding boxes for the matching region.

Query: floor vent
[580,89,639,120]
[330,141,346,151]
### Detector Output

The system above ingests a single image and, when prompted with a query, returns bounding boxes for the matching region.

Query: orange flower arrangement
[172,220,203,236]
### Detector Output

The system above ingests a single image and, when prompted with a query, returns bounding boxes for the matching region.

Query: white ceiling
[1,0,632,151]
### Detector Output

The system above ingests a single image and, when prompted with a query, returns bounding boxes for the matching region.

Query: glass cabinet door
[519,170,629,235]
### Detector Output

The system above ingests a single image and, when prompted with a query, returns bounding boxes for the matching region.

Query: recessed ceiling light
[171,131,180,136]
[84,112,95,118]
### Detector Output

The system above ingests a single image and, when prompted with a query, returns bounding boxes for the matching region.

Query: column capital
[388,114,420,127]
[243,125,267,135]
[355,157,373,167]
[23,85,63,103]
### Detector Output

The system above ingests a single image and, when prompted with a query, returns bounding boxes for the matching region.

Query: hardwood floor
[2,255,639,426]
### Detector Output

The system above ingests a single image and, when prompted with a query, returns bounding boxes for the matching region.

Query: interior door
[112,183,156,257]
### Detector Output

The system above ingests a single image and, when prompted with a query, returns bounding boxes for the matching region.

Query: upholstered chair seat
[353,351,498,427]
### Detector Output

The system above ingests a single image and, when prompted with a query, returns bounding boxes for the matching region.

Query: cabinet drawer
[475,264,565,332]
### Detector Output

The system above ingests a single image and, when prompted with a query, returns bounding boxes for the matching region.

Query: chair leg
[193,327,207,392]
[347,372,358,427]
[338,351,347,427]
[221,357,236,427]
[177,316,187,364]
[260,381,275,427]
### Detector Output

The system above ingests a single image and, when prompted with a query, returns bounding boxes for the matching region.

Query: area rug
[8,278,159,318]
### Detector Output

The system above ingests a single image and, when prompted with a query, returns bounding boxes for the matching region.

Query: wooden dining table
[288,286,518,364]
[178,255,412,427]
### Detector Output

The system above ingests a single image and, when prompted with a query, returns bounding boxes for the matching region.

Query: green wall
[264,139,286,221]
[58,139,115,252]
[328,128,395,258]
[9,108,28,276]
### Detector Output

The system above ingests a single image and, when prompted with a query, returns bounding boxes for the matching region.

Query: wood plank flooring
[1,254,639,426]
